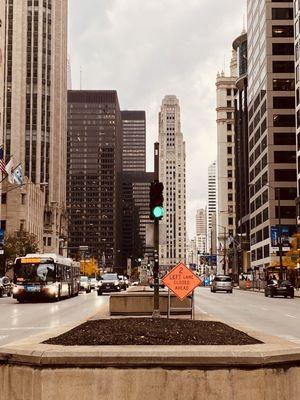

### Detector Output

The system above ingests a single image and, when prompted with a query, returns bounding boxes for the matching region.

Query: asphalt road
[195,287,300,344]
[0,291,109,346]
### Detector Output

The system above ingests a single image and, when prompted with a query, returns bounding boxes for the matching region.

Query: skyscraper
[158,95,186,269]
[207,161,217,262]
[207,161,217,230]
[67,90,123,270]
[122,171,154,266]
[0,0,68,251]
[233,31,250,273]
[121,111,146,172]
[247,0,296,270]
[295,2,300,227]
[196,208,207,254]
[216,54,237,245]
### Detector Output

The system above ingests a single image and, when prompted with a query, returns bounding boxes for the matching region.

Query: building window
[227,89,231,96]
[273,79,295,91]
[227,158,232,166]
[272,8,293,20]
[273,61,294,74]
[21,194,26,205]
[227,100,232,107]
[228,182,233,189]
[273,114,295,127]
[228,170,233,178]
[227,147,232,154]
[228,217,233,226]
[227,112,232,119]
[274,151,296,163]
[273,96,295,109]
[1,194,7,204]
[272,43,294,55]
[274,169,296,181]
[227,135,232,142]
[272,25,294,37]
[227,123,232,131]
[47,237,52,246]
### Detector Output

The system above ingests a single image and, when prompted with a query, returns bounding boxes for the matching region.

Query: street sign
[162,262,202,301]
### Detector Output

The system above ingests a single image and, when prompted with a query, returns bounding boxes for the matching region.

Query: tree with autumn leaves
[0,230,39,276]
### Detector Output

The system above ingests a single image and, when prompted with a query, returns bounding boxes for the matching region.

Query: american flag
[0,147,6,175]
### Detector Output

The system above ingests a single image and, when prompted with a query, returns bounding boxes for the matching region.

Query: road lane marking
[285,314,297,319]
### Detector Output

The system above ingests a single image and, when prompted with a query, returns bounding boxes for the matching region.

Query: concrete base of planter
[1,325,300,400]
[109,287,192,315]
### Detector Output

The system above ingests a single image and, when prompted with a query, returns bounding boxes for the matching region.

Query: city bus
[12,253,80,302]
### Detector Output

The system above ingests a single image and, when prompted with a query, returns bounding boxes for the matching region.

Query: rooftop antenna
[242,14,246,34]
[80,66,82,90]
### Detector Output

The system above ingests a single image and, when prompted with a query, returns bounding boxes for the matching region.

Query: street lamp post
[217,224,227,274]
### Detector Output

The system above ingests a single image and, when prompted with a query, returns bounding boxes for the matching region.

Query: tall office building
[122,171,154,265]
[0,1,5,143]
[207,161,217,263]
[158,95,186,269]
[121,111,146,172]
[233,31,251,273]
[67,90,123,270]
[247,1,296,270]
[196,208,207,254]
[295,2,300,225]
[207,161,217,230]
[216,54,237,248]
[0,0,68,251]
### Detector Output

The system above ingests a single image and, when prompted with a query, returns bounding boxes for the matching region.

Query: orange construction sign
[162,262,202,301]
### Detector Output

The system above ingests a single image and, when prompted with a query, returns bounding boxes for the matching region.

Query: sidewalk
[236,286,300,298]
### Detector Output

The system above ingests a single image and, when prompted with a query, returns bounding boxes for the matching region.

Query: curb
[235,287,300,298]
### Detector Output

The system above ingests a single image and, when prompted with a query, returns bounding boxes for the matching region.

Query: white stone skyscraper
[158,95,186,269]
[196,208,207,254]
[0,1,68,252]
[207,161,217,258]
[216,53,237,245]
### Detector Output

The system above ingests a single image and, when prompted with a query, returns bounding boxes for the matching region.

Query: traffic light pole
[152,142,160,318]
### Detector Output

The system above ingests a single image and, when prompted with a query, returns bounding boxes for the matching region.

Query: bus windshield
[14,260,56,283]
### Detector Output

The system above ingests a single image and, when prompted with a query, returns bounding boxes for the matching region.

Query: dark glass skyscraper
[121,111,146,172]
[67,90,123,271]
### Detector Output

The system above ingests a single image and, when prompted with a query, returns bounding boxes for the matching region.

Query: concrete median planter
[109,288,192,315]
[1,324,300,400]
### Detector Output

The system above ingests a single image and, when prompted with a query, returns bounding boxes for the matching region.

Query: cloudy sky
[69,0,245,237]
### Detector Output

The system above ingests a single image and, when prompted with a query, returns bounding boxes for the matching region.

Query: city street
[0,291,109,346]
[195,287,300,344]
[1,287,300,347]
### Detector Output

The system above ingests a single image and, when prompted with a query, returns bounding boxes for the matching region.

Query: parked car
[118,275,128,290]
[97,273,121,295]
[0,277,12,297]
[79,276,91,293]
[131,278,140,286]
[90,278,98,290]
[265,279,294,298]
[211,275,233,293]
[148,275,165,289]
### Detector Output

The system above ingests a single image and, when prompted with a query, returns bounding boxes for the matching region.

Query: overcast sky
[69,0,245,238]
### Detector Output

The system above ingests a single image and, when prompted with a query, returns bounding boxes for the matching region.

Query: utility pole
[152,142,160,318]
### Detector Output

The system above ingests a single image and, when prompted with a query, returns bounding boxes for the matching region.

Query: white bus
[13,253,80,302]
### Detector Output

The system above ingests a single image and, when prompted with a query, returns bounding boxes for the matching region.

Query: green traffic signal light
[152,206,164,219]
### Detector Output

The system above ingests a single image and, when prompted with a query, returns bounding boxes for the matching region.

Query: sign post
[163,262,202,319]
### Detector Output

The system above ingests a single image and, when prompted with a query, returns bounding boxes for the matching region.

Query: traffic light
[149,181,164,220]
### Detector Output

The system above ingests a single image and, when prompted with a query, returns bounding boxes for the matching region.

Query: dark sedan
[265,279,294,298]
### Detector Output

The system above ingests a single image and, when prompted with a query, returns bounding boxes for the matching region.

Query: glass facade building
[247,0,296,270]
[67,90,123,270]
